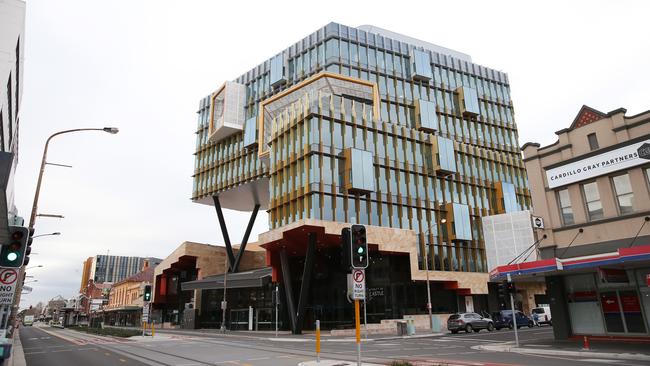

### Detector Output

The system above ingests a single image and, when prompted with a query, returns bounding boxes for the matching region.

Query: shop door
[230,309,249,330]
[600,291,648,334]
[619,291,647,334]
[600,292,625,333]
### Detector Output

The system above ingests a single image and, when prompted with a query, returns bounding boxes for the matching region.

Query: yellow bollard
[151,320,155,337]
[315,320,320,363]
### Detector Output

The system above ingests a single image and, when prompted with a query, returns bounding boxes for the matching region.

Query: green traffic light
[6,253,18,262]
[357,246,364,254]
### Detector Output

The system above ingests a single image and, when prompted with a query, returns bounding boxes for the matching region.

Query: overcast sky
[16,0,650,306]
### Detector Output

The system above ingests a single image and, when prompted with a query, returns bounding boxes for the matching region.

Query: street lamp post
[28,127,119,230]
[32,233,60,239]
[8,127,119,337]
[422,216,447,332]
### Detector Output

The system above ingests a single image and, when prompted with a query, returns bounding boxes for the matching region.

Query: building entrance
[600,290,647,334]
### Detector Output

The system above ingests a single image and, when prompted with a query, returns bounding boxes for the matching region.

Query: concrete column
[545,275,571,340]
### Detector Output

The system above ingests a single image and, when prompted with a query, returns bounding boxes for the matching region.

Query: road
[17,325,650,366]
[19,326,148,366]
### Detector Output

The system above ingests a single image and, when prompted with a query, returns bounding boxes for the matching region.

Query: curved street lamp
[32,232,60,239]
[28,127,119,230]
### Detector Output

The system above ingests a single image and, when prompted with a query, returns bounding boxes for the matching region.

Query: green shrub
[69,326,140,338]
[390,362,414,366]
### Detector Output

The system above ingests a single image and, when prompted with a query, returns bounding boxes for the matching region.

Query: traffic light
[341,228,351,270]
[24,227,34,266]
[507,281,516,294]
[497,281,507,299]
[350,224,368,269]
[143,285,152,302]
[1,226,30,268]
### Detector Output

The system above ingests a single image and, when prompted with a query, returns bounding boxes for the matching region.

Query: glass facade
[192,22,531,275]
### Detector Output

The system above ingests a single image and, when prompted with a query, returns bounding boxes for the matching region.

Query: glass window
[411,49,432,80]
[416,99,438,132]
[587,133,599,151]
[242,116,257,147]
[557,189,574,225]
[501,182,519,213]
[612,174,634,215]
[582,182,604,221]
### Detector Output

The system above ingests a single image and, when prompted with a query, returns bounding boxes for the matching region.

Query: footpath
[474,336,650,362]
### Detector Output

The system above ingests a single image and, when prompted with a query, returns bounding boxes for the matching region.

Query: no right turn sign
[0,268,18,305]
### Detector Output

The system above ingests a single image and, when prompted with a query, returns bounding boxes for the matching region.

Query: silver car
[447,312,494,333]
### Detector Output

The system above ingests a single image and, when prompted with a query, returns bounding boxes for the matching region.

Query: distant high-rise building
[85,255,162,284]
[0,0,25,242]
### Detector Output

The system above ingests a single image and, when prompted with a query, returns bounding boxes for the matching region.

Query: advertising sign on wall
[545,140,650,189]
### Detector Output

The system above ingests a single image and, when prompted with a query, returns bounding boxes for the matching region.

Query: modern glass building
[191,23,530,333]
[89,255,162,284]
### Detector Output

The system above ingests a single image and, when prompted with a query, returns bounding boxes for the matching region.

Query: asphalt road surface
[20,326,148,366]
[18,325,650,366]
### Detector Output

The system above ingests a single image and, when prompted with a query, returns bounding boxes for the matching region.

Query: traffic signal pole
[507,274,519,347]
[510,292,519,347]
[355,299,361,366]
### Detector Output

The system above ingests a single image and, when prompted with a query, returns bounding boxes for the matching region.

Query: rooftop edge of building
[356,24,472,63]
[227,21,506,97]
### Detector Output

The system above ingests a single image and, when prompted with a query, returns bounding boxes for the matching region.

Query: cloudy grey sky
[16,0,650,306]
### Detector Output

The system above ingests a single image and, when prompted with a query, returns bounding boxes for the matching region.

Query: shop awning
[490,244,650,281]
[181,267,272,291]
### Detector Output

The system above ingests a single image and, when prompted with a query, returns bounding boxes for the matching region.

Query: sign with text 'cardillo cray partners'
[545,139,650,189]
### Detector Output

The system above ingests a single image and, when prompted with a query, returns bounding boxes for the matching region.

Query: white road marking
[580,360,621,363]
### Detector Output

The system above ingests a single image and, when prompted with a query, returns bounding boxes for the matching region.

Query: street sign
[351,269,365,300]
[532,216,544,229]
[0,268,18,305]
[142,302,150,322]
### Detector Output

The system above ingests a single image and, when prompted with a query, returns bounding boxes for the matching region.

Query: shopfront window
[565,274,605,335]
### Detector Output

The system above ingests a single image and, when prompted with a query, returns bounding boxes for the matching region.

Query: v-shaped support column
[280,232,317,335]
[212,195,260,273]
[296,232,316,333]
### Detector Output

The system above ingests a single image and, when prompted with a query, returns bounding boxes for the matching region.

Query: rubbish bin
[406,319,416,336]
[431,315,440,332]
[396,321,407,336]
[0,343,12,365]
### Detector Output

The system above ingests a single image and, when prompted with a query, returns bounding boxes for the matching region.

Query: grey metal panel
[180,267,272,291]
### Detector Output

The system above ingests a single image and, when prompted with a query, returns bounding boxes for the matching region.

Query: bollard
[315,320,320,363]
[151,320,155,337]
[582,335,590,350]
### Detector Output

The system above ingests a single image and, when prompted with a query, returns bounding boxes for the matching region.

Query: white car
[531,306,552,326]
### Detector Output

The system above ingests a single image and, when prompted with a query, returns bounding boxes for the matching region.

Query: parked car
[491,310,534,330]
[531,306,552,326]
[447,312,494,334]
